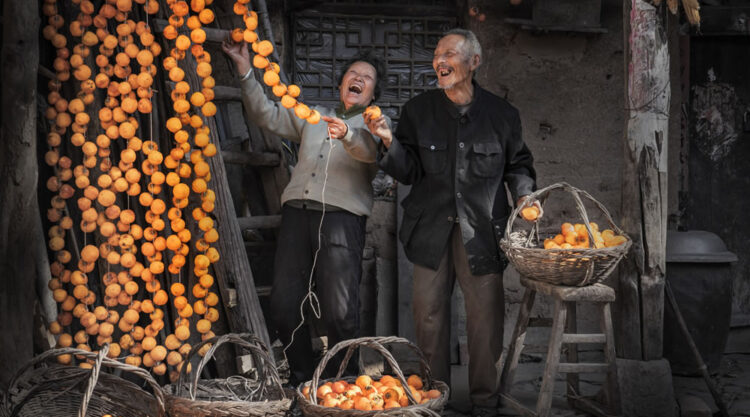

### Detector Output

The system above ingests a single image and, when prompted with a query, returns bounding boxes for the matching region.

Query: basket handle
[307,336,434,407]
[373,407,442,416]
[177,332,284,401]
[78,344,109,417]
[5,345,166,417]
[504,182,628,246]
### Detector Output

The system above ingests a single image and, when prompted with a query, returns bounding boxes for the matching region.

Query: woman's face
[339,61,377,109]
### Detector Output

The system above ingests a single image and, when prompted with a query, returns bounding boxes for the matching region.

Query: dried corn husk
[681,0,701,26]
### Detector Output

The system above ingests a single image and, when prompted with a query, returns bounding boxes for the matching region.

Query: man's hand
[364,112,392,148]
[321,116,348,140]
[221,37,251,77]
[516,195,543,222]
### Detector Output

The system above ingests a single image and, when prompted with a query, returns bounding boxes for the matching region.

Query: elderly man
[223,40,387,385]
[366,29,538,416]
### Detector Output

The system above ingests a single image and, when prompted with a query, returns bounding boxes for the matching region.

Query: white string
[283,122,336,360]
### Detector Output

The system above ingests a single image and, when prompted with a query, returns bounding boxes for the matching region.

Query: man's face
[433,34,477,90]
[339,61,377,108]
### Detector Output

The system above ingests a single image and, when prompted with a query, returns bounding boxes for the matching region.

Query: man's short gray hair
[444,28,482,64]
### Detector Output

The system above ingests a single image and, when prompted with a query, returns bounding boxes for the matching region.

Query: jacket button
[311,173,316,177]
[459,142,465,149]
[456,192,462,199]
[447,216,454,222]
[304,190,309,194]
[430,145,435,150]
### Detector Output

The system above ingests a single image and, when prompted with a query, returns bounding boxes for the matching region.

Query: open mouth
[437,66,453,77]
[348,84,363,94]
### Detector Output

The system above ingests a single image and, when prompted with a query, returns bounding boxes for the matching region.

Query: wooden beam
[38,65,56,80]
[561,334,606,344]
[619,0,670,361]
[237,215,282,230]
[220,150,280,167]
[499,394,538,417]
[557,363,610,373]
[0,0,39,391]
[167,83,241,102]
[256,285,272,297]
[528,317,553,327]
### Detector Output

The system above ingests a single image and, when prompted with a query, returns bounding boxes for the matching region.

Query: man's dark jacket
[378,83,536,275]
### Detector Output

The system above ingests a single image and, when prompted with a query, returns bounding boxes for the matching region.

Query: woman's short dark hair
[337,50,386,103]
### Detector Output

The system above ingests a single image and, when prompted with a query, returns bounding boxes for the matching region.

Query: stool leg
[537,298,566,417]
[499,288,536,395]
[565,301,579,407]
[601,302,621,415]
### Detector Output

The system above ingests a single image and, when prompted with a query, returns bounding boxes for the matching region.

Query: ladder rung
[561,333,606,344]
[557,363,610,373]
[214,85,242,101]
[256,285,272,297]
[238,215,282,230]
[166,82,242,102]
[528,317,553,327]
[244,240,275,248]
[221,150,280,167]
[153,18,228,43]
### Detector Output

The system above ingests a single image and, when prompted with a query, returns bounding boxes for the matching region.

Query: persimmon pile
[543,222,627,250]
[301,374,442,411]
[41,0,218,381]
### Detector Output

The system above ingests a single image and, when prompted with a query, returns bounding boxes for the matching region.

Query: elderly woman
[222,39,387,385]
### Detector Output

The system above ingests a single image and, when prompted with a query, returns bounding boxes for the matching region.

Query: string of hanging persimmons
[226,0,381,123]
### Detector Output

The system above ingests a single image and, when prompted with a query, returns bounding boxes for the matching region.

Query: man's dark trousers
[413,224,504,408]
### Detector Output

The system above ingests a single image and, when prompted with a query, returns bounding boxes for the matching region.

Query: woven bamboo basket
[296,336,448,417]
[3,344,165,417]
[164,333,292,417]
[500,182,632,286]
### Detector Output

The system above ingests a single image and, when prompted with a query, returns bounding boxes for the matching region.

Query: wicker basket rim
[173,333,287,401]
[504,182,631,246]
[4,345,166,417]
[303,336,444,409]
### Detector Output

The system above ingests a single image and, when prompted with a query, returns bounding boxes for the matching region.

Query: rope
[283,124,336,360]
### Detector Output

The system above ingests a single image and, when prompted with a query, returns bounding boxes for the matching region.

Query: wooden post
[0,0,39,390]
[618,0,670,361]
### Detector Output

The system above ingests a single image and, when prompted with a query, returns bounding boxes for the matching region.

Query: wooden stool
[499,276,621,417]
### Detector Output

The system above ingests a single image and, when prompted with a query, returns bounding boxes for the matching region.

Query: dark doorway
[684,35,750,316]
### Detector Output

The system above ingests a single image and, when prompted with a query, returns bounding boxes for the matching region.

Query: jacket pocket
[418,141,448,174]
[399,203,423,247]
[470,142,503,178]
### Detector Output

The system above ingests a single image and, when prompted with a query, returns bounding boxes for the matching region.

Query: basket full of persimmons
[500,182,632,287]
[296,336,448,416]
